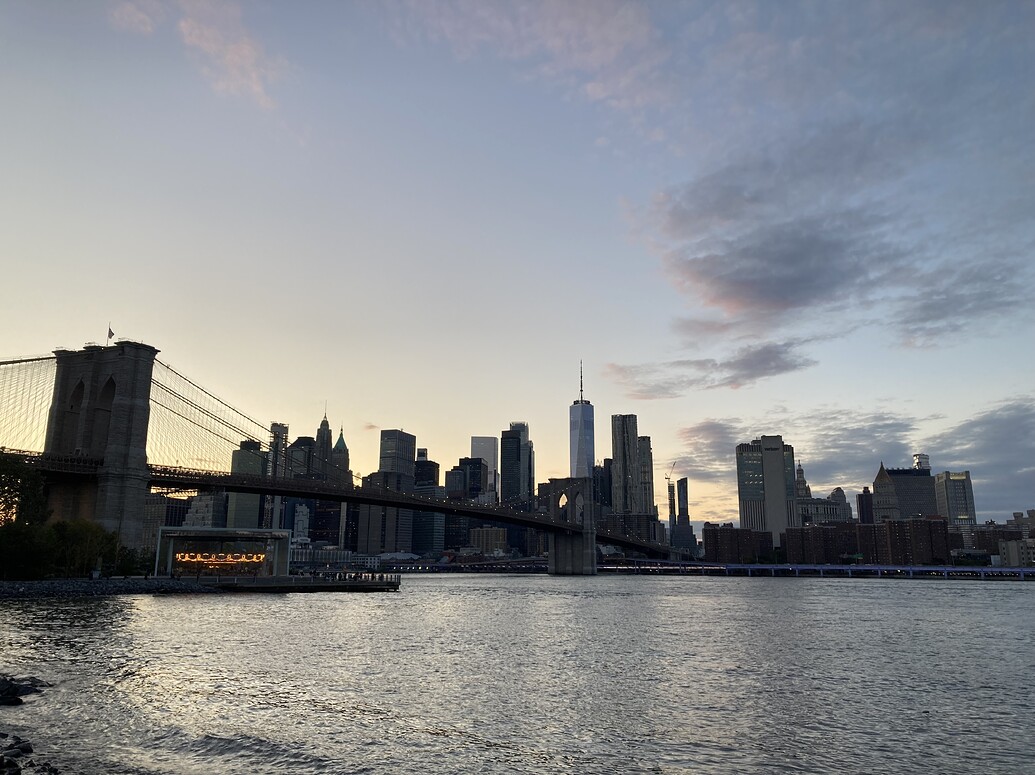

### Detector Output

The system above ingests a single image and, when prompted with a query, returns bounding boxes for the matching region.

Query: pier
[197,573,401,593]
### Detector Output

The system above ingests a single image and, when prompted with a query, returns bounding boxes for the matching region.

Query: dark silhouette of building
[500,422,533,508]
[703,522,773,563]
[857,486,874,524]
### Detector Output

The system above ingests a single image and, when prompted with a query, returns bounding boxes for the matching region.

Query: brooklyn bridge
[1,340,686,575]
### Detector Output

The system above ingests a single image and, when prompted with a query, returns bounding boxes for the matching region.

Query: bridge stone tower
[44,341,159,548]
[546,477,597,575]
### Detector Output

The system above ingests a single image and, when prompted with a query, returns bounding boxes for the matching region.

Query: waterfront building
[999,538,1035,566]
[702,522,773,563]
[569,365,594,480]
[470,527,508,556]
[784,522,860,564]
[971,523,1022,555]
[735,435,798,547]
[1006,510,1035,538]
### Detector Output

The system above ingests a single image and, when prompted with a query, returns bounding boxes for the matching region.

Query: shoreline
[2,675,60,774]
[0,577,221,600]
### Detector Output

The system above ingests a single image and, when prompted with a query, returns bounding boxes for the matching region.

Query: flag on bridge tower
[107,325,114,343]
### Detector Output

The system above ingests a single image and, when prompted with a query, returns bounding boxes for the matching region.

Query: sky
[2,0,1033,528]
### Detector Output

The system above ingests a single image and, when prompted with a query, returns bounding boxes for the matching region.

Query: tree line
[0,452,142,579]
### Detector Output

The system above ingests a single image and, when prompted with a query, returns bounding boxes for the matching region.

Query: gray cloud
[604,3,1035,397]
[923,397,1035,520]
[668,399,1035,523]
[605,340,816,397]
[672,419,744,484]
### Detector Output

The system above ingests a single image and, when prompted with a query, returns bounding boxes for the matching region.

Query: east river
[2,575,1033,774]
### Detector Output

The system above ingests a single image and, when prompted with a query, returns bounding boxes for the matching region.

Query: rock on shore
[1,676,60,773]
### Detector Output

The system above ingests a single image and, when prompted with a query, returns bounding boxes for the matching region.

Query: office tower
[593,460,613,510]
[412,448,445,555]
[638,436,657,517]
[414,448,440,487]
[611,415,642,516]
[267,423,289,479]
[667,477,676,538]
[357,470,413,553]
[886,456,939,519]
[457,457,489,500]
[471,436,499,500]
[357,430,417,554]
[262,422,289,529]
[677,477,689,519]
[379,429,416,477]
[310,500,344,545]
[857,486,874,524]
[227,440,266,528]
[735,435,798,547]
[569,365,594,479]
[314,414,333,479]
[872,463,900,522]
[872,455,940,522]
[934,471,977,526]
[672,477,697,553]
[331,429,350,485]
[310,416,344,543]
[444,467,467,498]
[286,436,315,478]
[501,422,533,508]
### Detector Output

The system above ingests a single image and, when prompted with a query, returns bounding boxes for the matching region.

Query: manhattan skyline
[2,1,1033,523]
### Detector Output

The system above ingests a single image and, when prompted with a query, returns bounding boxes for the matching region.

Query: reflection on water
[2,577,1033,774]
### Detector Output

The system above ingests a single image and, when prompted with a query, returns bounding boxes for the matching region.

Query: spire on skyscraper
[570,366,594,479]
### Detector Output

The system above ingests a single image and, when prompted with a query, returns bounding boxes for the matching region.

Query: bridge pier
[545,477,597,576]
[44,341,159,548]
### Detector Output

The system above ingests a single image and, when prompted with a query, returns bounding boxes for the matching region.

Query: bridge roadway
[15,450,680,559]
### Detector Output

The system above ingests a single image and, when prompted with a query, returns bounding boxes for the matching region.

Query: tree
[0,452,50,526]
